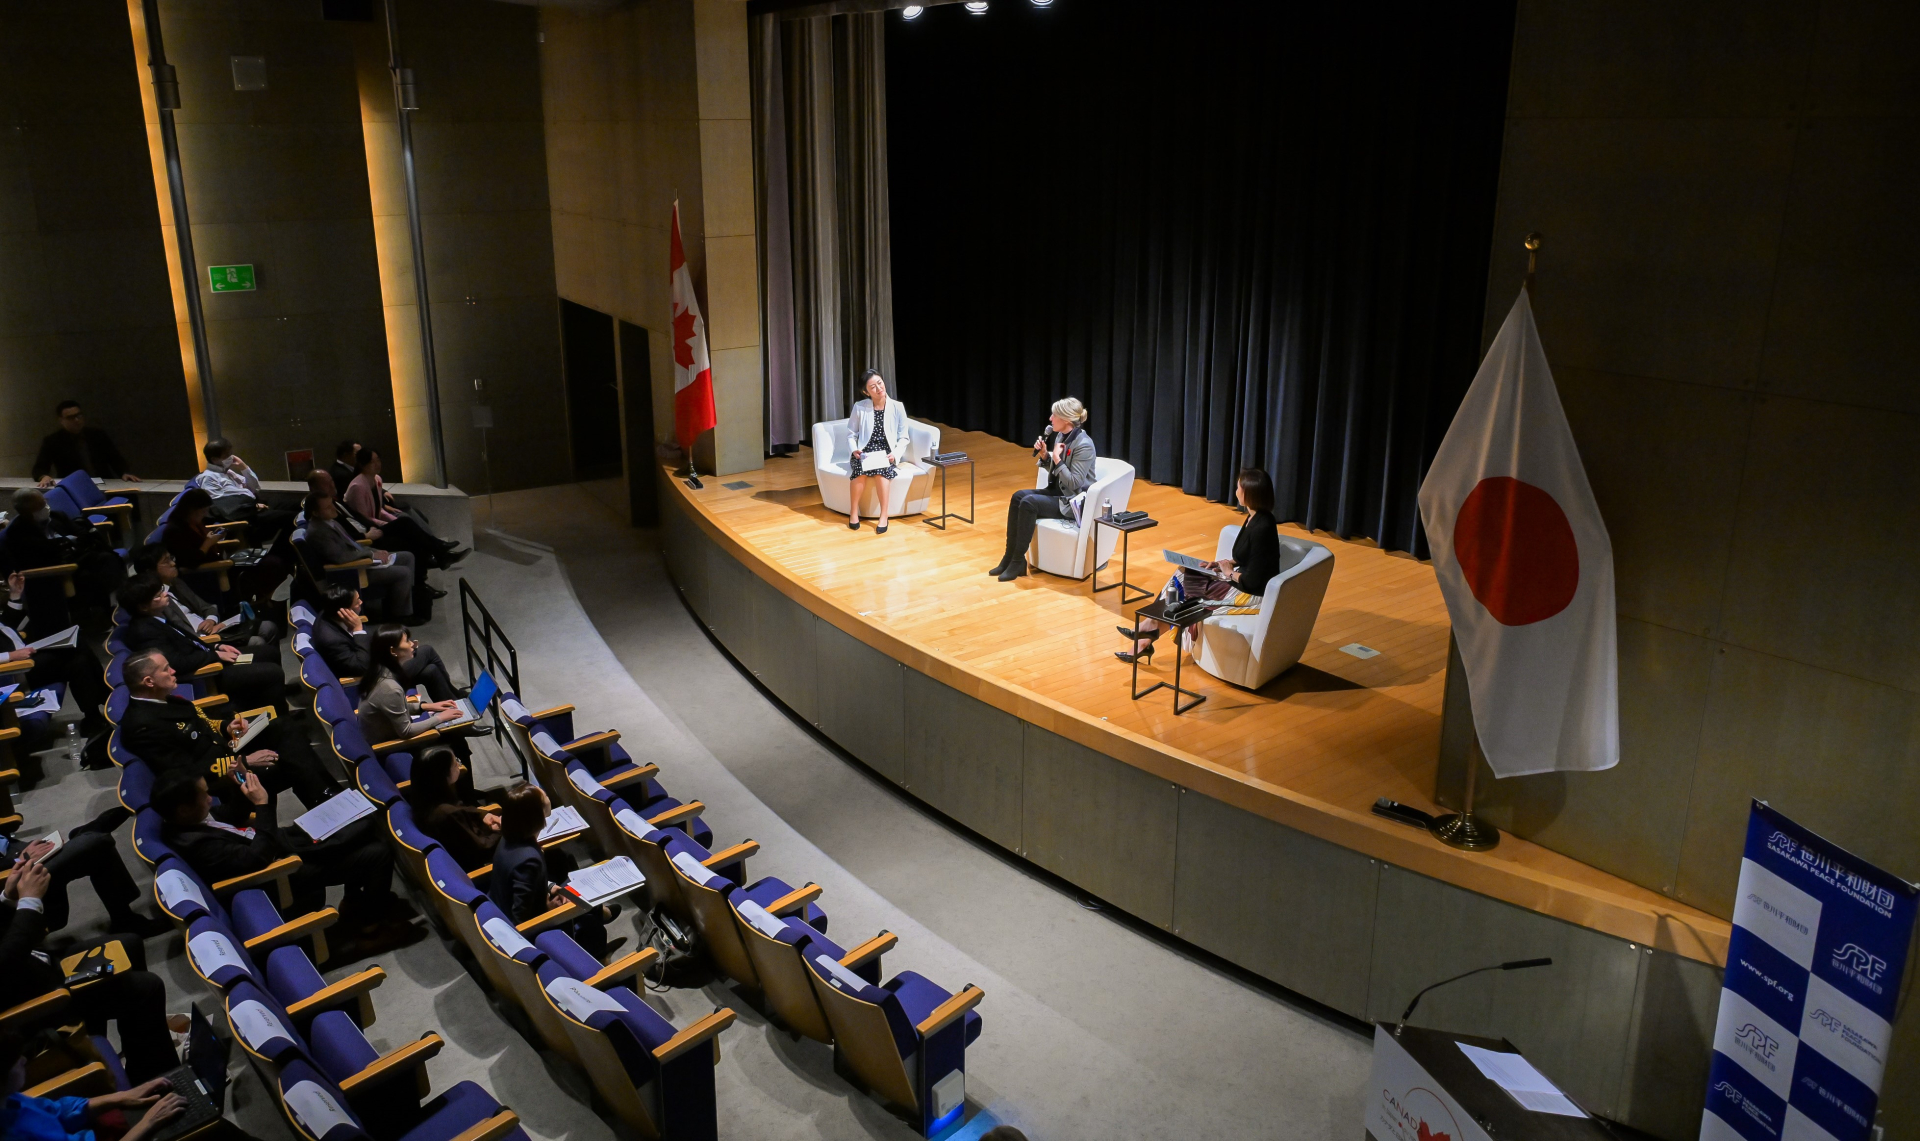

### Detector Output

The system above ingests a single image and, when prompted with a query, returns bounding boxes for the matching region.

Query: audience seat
[274,1058,525,1141]
[540,971,733,1141]
[801,952,984,1136]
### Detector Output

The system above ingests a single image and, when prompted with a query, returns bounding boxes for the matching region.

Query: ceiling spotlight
[901,4,923,17]
[965,1,988,12]
[1030,0,1053,5]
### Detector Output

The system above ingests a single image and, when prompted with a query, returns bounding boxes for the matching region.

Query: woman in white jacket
[845,370,909,533]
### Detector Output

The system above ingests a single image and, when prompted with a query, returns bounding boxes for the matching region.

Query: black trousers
[1000,489,1069,569]
[399,642,457,702]
[287,814,397,920]
[370,513,447,571]
[1,832,142,931]
[68,936,176,1083]
[23,644,110,733]
[246,719,336,809]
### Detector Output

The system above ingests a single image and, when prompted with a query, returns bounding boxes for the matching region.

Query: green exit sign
[208,264,255,292]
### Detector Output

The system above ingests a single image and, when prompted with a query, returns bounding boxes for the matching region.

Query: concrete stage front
[659,425,1728,1136]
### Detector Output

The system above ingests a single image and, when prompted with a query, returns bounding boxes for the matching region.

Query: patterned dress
[848,416,898,479]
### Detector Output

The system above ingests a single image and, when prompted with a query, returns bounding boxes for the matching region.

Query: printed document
[1457,1043,1587,1117]
[566,857,645,906]
[1162,550,1227,578]
[536,805,588,843]
[26,625,79,651]
[294,788,376,841]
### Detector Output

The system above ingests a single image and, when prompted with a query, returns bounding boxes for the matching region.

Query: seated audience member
[3,572,111,741]
[0,858,178,1083]
[314,467,461,573]
[488,781,612,959]
[405,747,500,872]
[189,438,295,543]
[354,625,487,752]
[328,440,361,497]
[301,492,422,621]
[2,490,124,629]
[343,448,466,568]
[0,820,169,938]
[313,586,457,700]
[31,400,140,486]
[161,487,286,611]
[152,773,414,953]
[0,1031,186,1141]
[129,544,278,649]
[117,576,287,719]
[117,649,333,809]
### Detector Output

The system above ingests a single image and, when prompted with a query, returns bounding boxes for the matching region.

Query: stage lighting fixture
[1030,0,1054,6]
[965,1,988,12]
[901,4,923,17]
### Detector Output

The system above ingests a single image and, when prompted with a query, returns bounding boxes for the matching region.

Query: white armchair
[1191,527,1334,690]
[1027,457,1136,579]
[812,417,942,518]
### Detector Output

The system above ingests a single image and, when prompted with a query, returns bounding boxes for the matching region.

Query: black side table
[1091,515,1158,604]
[1129,598,1209,714]
[923,455,974,530]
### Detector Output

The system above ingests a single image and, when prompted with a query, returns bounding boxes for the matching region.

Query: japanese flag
[670,200,717,453]
[1418,291,1618,778]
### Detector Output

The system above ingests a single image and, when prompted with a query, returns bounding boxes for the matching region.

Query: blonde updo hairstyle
[1050,396,1088,428]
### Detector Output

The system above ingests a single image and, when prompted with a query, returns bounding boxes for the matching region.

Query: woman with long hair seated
[1118,467,1282,663]
[354,624,490,751]
[404,746,496,870]
[488,781,615,959]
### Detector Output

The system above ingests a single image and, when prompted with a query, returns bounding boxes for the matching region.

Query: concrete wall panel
[902,672,1023,850]
[1020,725,1177,929]
[751,582,819,726]
[814,621,905,783]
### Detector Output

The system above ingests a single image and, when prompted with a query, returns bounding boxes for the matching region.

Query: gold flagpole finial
[1523,232,1543,295]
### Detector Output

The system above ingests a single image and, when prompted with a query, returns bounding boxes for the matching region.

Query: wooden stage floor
[667,426,1729,963]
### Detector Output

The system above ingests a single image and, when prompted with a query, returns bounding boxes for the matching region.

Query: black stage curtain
[886,0,1515,555]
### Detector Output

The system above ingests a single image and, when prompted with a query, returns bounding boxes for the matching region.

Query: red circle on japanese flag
[1453,476,1579,626]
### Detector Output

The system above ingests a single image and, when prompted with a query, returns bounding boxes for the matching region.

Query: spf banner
[1702,801,1916,1141]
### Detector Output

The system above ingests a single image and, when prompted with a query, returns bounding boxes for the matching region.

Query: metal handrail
[458,577,526,779]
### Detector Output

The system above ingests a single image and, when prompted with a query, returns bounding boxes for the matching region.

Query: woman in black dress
[1118,468,1282,664]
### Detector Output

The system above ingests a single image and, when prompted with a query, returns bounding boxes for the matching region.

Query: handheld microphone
[1396,957,1553,1032]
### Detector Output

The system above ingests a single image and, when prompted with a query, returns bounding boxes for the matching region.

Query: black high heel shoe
[1115,625,1166,642]
[1115,643,1155,665]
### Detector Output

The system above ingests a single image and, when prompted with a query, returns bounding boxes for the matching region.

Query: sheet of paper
[294,788,376,841]
[567,856,645,906]
[544,976,625,1019]
[813,953,870,993]
[232,709,275,752]
[481,916,535,958]
[216,613,244,632]
[284,1081,357,1137]
[26,625,79,651]
[500,696,531,723]
[1161,549,1225,576]
[187,929,248,978]
[859,449,891,469]
[531,730,563,758]
[614,807,653,839]
[17,689,60,717]
[155,868,207,913]
[536,805,588,843]
[1458,1043,1587,1117]
[228,999,286,1050]
[37,831,62,855]
[670,849,720,887]
[288,603,315,627]
[293,632,312,657]
[737,900,789,939]
[568,768,607,798]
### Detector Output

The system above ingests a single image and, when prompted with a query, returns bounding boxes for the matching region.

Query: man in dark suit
[116,574,286,718]
[128,544,278,649]
[151,772,413,951]
[118,649,334,809]
[30,400,139,485]
[328,440,361,499]
[0,856,176,1082]
[312,585,457,700]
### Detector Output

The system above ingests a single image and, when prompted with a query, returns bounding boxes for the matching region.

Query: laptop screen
[188,1005,230,1099]
[467,671,498,715]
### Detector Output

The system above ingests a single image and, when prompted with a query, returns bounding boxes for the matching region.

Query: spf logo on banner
[1701,802,1917,1141]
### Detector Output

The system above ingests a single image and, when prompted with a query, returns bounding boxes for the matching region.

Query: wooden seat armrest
[90,501,134,513]
[0,816,20,834]
[242,908,337,952]
[355,538,374,547]
[193,662,223,677]
[0,989,70,1032]
[915,985,985,1038]
[564,730,619,753]
[199,634,222,644]
[767,883,822,917]
[214,540,243,550]
[190,693,229,710]
[515,896,586,934]
[0,660,31,675]
[286,966,387,1021]
[205,520,247,532]
[583,947,659,990]
[651,1008,736,1064]
[25,1061,113,1099]
[213,854,301,907]
[91,520,115,530]
[0,769,18,784]
[531,704,574,720]
[193,559,236,571]
[839,931,897,971]
[0,730,18,744]
[21,564,78,579]
[646,799,702,828]
[373,729,439,753]
[466,863,493,882]
[601,765,659,793]
[702,840,758,868]
[446,1110,521,1141]
[325,558,376,571]
[338,1033,444,1094]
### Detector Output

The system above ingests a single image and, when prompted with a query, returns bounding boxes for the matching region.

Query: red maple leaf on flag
[1416,1123,1451,1141]
[673,307,698,369]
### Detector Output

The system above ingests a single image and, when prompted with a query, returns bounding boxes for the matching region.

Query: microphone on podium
[1394,957,1553,1035]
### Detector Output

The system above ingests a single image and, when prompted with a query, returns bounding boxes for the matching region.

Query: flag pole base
[1428,812,1501,851]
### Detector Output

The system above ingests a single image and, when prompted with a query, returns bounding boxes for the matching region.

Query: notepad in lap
[25,625,79,651]
[295,789,376,840]
[566,856,645,906]
[232,708,275,751]
[859,449,891,470]
[536,805,588,843]
[1163,549,1227,577]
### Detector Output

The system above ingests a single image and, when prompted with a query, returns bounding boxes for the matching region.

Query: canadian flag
[670,200,717,453]
[1418,290,1618,778]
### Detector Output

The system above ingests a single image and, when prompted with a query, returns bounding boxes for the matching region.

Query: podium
[1364,1024,1615,1141]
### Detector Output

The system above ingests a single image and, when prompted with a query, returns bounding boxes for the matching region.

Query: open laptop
[445,671,498,728]
[151,1005,230,1141]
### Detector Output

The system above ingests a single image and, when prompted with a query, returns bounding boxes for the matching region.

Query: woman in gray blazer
[844,370,911,534]
[990,396,1097,582]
